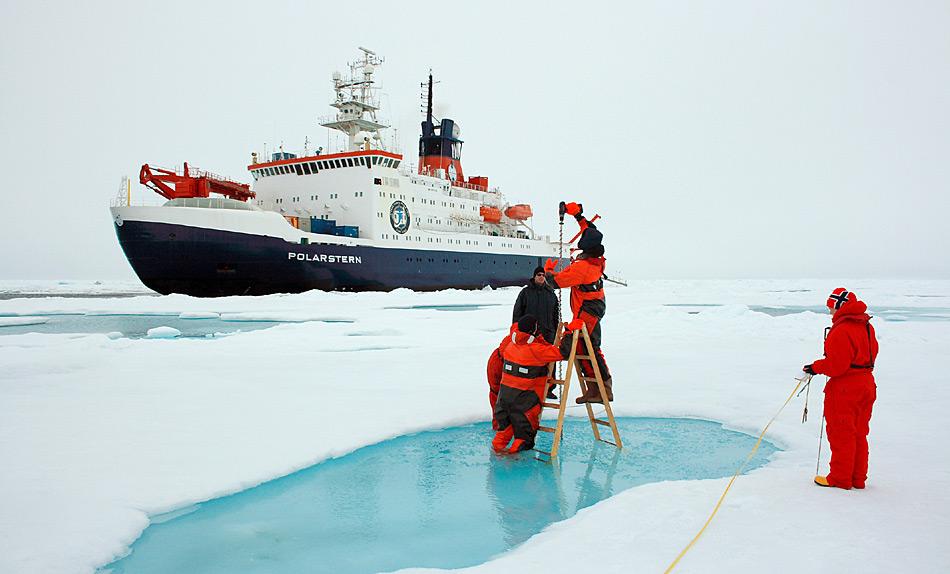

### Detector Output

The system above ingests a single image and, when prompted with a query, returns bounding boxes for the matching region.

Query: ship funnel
[418,73,466,182]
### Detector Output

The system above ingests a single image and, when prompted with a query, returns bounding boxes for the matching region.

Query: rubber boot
[814,475,851,490]
[492,427,514,453]
[575,385,599,404]
[578,378,614,404]
[507,438,527,453]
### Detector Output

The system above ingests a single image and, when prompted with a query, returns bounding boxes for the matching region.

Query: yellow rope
[663,374,812,573]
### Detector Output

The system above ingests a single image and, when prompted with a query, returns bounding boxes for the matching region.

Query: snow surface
[0,279,948,574]
[0,280,155,299]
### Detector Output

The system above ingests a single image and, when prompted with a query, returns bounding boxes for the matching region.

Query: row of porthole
[262,190,360,206]
[399,257,526,265]
[376,191,478,211]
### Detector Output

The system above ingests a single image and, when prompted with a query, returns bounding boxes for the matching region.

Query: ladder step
[535,450,552,457]
[575,355,592,360]
[542,402,561,409]
[580,376,599,382]
[538,425,557,433]
[593,419,612,427]
[599,439,619,447]
[548,379,565,385]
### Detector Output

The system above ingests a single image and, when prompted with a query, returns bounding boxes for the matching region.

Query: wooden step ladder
[536,322,622,459]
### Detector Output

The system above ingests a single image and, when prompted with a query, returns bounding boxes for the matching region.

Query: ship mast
[320,47,389,152]
[426,71,433,125]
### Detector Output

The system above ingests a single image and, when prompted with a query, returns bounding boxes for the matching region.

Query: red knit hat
[826,287,856,310]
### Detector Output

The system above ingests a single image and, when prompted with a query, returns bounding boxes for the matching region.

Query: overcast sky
[1,0,948,281]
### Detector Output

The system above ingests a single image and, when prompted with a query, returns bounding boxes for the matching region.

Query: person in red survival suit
[544,201,612,404]
[486,323,517,430]
[804,288,879,490]
[492,315,574,454]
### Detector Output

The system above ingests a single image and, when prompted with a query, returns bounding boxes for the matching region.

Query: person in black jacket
[512,266,559,344]
[512,267,560,400]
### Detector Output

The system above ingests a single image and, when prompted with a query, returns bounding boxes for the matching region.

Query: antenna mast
[427,71,433,125]
[320,48,388,152]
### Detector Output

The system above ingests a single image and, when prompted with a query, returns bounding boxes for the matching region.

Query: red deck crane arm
[138,162,254,202]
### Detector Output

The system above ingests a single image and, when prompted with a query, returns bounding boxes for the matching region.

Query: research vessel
[111,48,561,296]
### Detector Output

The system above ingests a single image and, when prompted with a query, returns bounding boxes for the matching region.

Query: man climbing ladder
[544,201,613,404]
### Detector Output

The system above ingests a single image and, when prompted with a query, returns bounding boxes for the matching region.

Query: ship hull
[114,219,549,297]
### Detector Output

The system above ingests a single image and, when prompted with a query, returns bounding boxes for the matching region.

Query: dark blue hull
[115,220,549,297]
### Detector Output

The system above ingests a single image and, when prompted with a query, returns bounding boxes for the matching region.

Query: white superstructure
[245,48,556,258]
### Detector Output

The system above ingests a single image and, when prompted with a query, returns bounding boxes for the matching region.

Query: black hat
[584,244,605,258]
[532,266,545,276]
[517,314,539,335]
[578,227,604,255]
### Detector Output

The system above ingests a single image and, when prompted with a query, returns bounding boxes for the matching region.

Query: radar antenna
[320,48,389,151]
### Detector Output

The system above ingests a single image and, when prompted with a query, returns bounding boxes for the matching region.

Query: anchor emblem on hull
[389,201,410,234]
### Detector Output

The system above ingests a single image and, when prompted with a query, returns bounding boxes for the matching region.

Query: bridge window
[302,163,312,175]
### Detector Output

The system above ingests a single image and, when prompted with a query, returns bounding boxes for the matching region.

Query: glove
[544,258,557,273]
[803,364,816,375]
[558,336,573,358]
[564,202,582,216]
[567,318,585,332]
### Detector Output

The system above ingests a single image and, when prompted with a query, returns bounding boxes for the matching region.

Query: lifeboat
[480,205,502,223]
[504,204,533,220]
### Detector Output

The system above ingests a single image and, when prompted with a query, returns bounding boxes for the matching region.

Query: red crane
[139,163,255,202]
